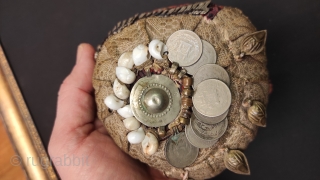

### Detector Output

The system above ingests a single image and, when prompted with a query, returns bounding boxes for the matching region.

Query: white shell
[113,79,130,99]
[148,39,167,60]
[116,67,136,84]
[104,94,124,110]
[142,132,159,156]
[127,127,145,144]
[132,44,150,66]
[117,105,134,118]
[123,117,141,130]
[118,52,134,69]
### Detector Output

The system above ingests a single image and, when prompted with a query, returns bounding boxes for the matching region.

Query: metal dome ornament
[93,1,270,179]
[130,75,181,127]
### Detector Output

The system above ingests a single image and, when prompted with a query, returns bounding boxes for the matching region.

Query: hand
[48,43,173,180]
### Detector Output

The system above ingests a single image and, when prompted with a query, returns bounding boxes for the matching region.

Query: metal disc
[130,75,180,127]
[185,40,217,75]
[193,79,231,118]
[192,106,229,124]
[190,114,228,140]
[185,124,218,149]
[165,132,199,168]
[166,30,202,67]
[193,64,230,88]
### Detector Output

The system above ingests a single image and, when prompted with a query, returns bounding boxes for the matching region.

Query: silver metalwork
[193,79,231,119]
[185,40,217,75]
[166,30,203,67]
[190,114,228,140]
[185,124,218,149]
[165,132,199,168]
[130,75,181,127]
[192,106,229,124]
[193,64,230,88]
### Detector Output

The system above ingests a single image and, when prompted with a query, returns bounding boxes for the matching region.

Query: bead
[127,127,145,144]
[181,108,192,118]
[117,105,133,118]
[132,44,150,66]
[113,79,130,99]
[181,88,193,97]
[118,52,134,69]
[148,39,167,60]
[116,67,136,84]
[181,97,193,108]
[142,132,159,156]
[178,69,187,79]
[104,94,124,110]
[179,117,190,125]
[157,126,166,138]
[182,77,193,87]
[169,62,179,74]
[123,117,141,130]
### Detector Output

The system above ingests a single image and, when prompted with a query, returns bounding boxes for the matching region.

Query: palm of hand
[49,44,173,180]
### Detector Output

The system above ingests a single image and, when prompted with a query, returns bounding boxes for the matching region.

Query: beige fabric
[93,6,269,180]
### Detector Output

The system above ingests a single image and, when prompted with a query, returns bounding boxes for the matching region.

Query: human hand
[48,43,173,180]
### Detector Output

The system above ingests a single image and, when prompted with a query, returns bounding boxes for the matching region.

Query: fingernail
[76,44,84,64]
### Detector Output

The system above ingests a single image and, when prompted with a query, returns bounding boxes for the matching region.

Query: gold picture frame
[0,42,58,180]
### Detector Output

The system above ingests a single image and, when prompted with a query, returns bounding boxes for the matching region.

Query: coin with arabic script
[190,114,228,140]
[184,40,217,75]
[165,132,199,168]
[193,79,231,118]
[166,30,202,67]
[193,64,230,88]
[185,124,218,149]
[192,106,229,124]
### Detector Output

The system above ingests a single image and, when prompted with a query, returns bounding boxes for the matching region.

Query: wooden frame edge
[0,43,58,180]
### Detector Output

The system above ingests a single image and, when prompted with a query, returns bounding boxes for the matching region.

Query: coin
[184,40,217,75]
[165,132,199,168]
[185,124,218,149]
[190,114,228,140]
[166,30,202,67]
[130,75,181,127]
[193,64,230,88]
[192,106,229,124]
[193,79,231,118]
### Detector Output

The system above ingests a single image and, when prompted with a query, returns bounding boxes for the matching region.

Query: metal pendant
[130,75,181,127]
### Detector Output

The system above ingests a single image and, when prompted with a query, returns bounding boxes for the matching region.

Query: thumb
[54,43,96,134]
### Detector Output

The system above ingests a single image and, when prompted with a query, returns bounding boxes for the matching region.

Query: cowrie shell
[132,44,150,66]
[116,67,136,84]
[148,39,167,60]
[104,94,124,110]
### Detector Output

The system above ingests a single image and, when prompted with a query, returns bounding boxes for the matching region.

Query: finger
[54,43,96,134]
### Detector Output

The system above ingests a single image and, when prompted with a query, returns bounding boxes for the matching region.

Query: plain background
[1,0,320,179]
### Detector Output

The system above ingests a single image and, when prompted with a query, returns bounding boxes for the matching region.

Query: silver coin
[193,79,231,118]
[130,75,181,127]
[166,30,202,67]
[192,106,229,124]
[185,124,218,149]
[193,64,230,88]
[190,114,228,140]
[165,132,199,168]
[185,40,217,75]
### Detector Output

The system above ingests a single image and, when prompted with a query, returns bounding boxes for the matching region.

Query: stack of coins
[165,30,231,167]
